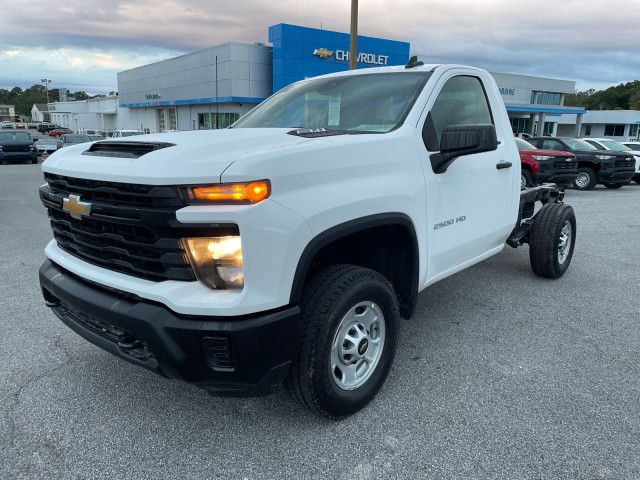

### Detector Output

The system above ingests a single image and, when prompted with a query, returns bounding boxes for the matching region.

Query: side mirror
[430,124,498,174]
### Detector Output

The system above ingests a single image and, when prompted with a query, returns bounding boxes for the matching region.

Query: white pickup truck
[39,59,576,418]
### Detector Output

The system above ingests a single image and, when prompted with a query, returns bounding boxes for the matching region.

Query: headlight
[595,155,614,160]
[184,236,244,290]
[532,155,553,161]
[183,180,271,204]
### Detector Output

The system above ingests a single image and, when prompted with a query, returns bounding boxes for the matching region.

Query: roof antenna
[405,55,424,69]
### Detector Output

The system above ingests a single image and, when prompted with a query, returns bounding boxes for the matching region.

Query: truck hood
[41,128,311,184]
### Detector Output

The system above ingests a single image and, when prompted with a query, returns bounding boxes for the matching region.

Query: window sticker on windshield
[328,95,341,126]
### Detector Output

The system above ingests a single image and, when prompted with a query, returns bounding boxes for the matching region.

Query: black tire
[603,182,625,189]
[285,264,400,419]
[572,167,597,190]
[634,175,640,185]
[529,203,576,279]
[521,169,534,189]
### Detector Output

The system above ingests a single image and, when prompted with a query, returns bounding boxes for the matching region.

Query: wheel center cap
[358,338,369,356]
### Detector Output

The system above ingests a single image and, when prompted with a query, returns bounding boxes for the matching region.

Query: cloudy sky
[1,0,638,95]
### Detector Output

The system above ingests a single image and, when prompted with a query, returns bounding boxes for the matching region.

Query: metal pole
[349,0,358,70]
[215,55,219,129]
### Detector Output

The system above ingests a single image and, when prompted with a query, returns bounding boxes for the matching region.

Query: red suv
[515,137,577,188]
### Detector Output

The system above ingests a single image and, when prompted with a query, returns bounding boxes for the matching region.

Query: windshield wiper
[287,128,366,138]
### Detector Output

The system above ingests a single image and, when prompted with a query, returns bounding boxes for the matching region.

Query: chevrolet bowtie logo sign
[63,194,92,219]
[313,48,334,59]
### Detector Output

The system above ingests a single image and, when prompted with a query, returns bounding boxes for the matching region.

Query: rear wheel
[529,203,576,279]
[573,167,597,190]
[285,265,400,419]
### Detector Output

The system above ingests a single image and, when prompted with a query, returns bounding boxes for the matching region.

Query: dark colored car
[48,128,74,137]
[0,130,38,164]
[38,124,62,134]
[515,137,577,188]
[529,137,635,190]
[56,134,92,149]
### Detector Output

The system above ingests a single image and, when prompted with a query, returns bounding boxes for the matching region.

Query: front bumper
[39,260,301,396]
[599,165,635,183]
[535,171,577,187]
[0,151,37,162]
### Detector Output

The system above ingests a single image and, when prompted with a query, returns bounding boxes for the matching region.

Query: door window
[423,76,494,151]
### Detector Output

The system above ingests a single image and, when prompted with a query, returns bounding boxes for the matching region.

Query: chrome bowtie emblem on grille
[62,194,92,219]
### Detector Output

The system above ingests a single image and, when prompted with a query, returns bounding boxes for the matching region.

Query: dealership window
[584,125,591,136]
[168,108,177,130]
[510,117,530,134]
[531,91,561,106]
[629,124,639,137]
[198,112,240,129]
[543,121,555,135]
[157,109,166,133]
[604,124,624,136]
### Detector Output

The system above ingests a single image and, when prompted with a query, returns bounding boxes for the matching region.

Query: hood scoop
[82,141,175,158]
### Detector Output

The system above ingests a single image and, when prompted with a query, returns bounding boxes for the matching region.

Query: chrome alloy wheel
[331,301,386,390]
[574,172,591,189]
[558,220,572,264]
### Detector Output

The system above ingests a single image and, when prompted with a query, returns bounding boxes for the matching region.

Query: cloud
[1,0,638,93]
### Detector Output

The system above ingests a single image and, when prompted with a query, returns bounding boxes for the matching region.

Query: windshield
[121,131,144,137]
[36,139,56,145]
[63,135,92,143]
[0,132,31,141]
[233,72,431,133]
[515,137,536,150]
[563,138,596,150]
[596,139,631,152]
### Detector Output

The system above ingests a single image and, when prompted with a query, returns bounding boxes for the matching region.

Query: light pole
[41,78,51,105]
[349,0,358,70]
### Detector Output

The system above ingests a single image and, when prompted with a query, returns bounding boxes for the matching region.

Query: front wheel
[572,167,597,190]
[529,203,576,279]
[285,265,400,419]
[521,170,534,189]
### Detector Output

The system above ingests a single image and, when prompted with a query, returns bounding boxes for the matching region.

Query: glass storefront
[197,112,240,129]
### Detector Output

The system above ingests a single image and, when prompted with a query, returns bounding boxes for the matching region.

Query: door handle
[496,161,512,170]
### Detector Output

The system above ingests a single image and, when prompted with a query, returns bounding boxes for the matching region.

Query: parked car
[1,121,13,129]
[48,128,74,137]
[528,137,635,190]
[35,138,58,155]
[110,129,145,138]
[0,130,38,164]
[38,124,61,134]
[622,141,640,151]
[28,123,38,130]
[15,123,26,129]
[515,137,577,188]
[583,138,640,184]
[56,134,92,149]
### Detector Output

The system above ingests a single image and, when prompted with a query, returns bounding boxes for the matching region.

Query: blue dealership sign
[269,24,411,92]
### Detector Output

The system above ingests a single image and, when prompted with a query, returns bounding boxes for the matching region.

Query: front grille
[40,173,208,282]
[3,145,30,153]
[615,159,634,168]
[553,158,577,169]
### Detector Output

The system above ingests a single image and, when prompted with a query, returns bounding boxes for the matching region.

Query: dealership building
[46,23,640,141]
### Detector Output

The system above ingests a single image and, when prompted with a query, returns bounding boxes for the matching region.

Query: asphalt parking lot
[1,164,639,479]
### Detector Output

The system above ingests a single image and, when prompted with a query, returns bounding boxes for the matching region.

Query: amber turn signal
[192,180,271,204]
